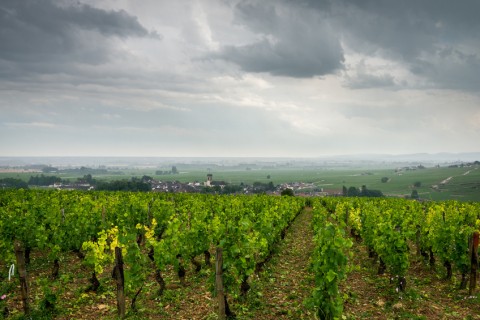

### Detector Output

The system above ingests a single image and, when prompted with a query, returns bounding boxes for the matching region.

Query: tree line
[342,185,384,197]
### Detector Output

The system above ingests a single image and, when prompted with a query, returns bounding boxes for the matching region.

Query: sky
[1,0,479,157]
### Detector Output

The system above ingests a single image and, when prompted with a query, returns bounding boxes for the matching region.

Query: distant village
[148,174,330,196]
[52,174,331,197]
[0,164,334,196]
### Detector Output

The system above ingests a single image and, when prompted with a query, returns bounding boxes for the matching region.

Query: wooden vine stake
[344,207,349,227]
[14,240,29,316]
[469,231,479,295]
[102,206,106,225]
[113,247,126,318]
[215,247,226,320]
[415,225,421,257]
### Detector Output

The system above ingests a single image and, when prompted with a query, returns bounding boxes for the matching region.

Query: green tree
[281,188,294,196]
[28,174,61,186]
[95,179,150,192]
[42,166,58,173]
[411,189,419,199]
[141,175,153,183]
[78,174,94,184]
[347,186,359,197]
[0,178,28,189]
[381,177,389,183]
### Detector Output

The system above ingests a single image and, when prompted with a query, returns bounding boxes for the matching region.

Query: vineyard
[1,190,480,319]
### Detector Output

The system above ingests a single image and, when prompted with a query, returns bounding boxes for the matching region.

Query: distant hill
[0,153,479,167]
[325,152,480,163]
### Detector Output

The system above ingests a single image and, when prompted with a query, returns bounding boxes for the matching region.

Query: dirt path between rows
[246,208,316,319]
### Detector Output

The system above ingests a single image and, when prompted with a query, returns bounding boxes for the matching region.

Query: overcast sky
[1,0,479,157]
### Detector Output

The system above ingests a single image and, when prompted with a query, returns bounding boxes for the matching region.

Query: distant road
[440,167,477,185]
[440,176,453,185]
[463,167,478,175]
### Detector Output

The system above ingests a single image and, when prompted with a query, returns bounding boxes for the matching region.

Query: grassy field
[2,164,479,202]
[139,164,480,202]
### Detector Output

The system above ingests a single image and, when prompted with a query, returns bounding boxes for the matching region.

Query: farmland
[1,159,479,201]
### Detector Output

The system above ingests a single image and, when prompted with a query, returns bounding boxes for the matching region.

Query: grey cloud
[211,0,344,78]
[233,1,279,34]
[343,60,398,89]
[61,4,156,38]
[330,0,480,91]
[0,0,158,75]
[345,72,396,90]
[218,37,343,78]
[341,0,480,35]
[291,0,332,11]
[212,0,480,89]
[335,0,479,58]
[410,49,480,91]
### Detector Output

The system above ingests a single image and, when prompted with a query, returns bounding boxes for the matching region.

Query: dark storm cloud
[331,0,480,91]
[409,48,480,91]
[340,0,480,35]
[334,0,480,57]
[215,0,480,90]
[0,0,158,77]
[212,0,344,78]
